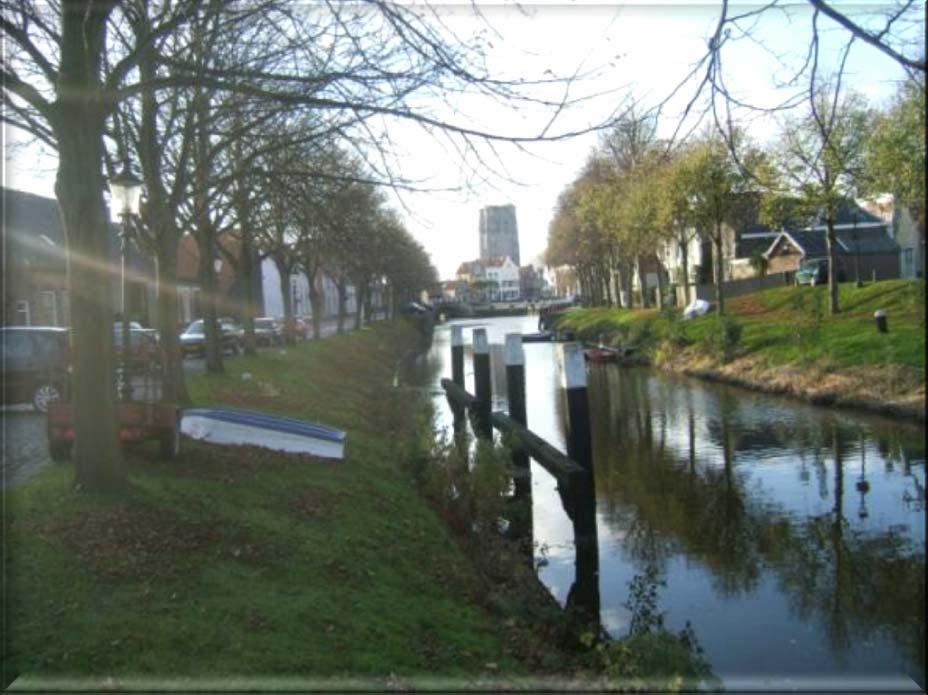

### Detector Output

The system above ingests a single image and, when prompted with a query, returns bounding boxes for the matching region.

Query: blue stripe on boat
[183,407,346,443]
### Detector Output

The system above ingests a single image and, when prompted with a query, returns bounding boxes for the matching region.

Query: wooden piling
[505,333,530,496]
[562,343,592,472]
[472,328,492,439]
[451,325,464,388]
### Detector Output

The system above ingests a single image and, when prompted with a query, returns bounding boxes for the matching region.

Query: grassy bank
[555,280,925,419]
[4,321,578,690]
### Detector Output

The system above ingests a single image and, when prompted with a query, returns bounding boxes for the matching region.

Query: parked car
[179,319,241,357]
[795,258,847,286]
[253,317,283,347]
[1,326,70,412]
[114,320,159,344]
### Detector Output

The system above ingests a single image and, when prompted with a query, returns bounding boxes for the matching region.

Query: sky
[3,1,920,280]
[381,2,918,279]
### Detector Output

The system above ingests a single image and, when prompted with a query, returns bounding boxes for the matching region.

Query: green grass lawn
[4,321,571,689]
[557,279,926,371]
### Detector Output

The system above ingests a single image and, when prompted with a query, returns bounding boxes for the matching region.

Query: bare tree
[776,85,869,314]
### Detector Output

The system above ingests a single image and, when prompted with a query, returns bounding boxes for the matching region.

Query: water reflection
[421,319,925,689]
[588,364,925,687]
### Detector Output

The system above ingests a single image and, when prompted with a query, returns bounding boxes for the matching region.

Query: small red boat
[583,347,619,363]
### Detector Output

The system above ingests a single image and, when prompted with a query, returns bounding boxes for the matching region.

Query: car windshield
[184,322,204,335]
[255,319,274,329]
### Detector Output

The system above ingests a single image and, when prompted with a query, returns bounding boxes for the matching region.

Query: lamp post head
[109,163,144,218]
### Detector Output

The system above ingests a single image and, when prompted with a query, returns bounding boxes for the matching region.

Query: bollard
[872,269,877,283]
[451,325,464,388]
[505,333,530,497]
[874,309,888,333]
[472,328,492,439]
[562,343,592,472]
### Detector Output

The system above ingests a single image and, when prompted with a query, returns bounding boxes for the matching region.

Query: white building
[260,259,357,320]
[482,256,521,301]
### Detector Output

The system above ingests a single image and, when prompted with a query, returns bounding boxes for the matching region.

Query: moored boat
[583,346,619,363]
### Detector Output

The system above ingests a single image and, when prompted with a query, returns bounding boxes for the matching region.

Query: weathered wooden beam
[490,410,586,484]
[441,378,477,409]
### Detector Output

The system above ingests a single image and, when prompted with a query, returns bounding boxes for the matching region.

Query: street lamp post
[109,163,144,400]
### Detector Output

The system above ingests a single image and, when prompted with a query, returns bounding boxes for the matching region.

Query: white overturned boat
[181,407,346,460]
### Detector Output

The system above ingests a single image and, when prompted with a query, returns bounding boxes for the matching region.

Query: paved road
[3,410,54,488]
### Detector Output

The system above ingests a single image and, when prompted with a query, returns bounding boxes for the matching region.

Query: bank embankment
[4,320,581,689]
[554,280,926,422]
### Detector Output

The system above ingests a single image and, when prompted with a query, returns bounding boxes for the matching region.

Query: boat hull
[181,407,346,460]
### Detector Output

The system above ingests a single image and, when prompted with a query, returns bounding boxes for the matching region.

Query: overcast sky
[3,2,919,280]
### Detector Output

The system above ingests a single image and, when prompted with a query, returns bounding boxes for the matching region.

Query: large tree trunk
[56,0,122,490]
[198,232,224,373]
[713,227,726,315]
[137,17,187,405]
[308,282,324,340]
[236,188,258,355]
[336,277,347,333]
[276,258,295,345]
[155,229,187,404]
[656,264,666,309]
[636,255,650,308]
[679,234,691,306]
[353,280,366,330]
[825,218,841,315]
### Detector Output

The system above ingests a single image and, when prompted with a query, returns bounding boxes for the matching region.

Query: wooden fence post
[451,325,464,388]
[472,328,492,439]
[561,343,599,629]
[562,343,592,472]
[505,333,530,497]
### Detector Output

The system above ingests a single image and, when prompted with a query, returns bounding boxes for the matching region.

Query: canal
[406,315,925,690]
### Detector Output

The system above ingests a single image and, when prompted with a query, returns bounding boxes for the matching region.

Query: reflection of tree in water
[772,426,926,684]
[588,368,925,684]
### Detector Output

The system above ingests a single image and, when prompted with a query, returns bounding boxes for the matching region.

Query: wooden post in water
[563,343,592,472]
[472,328,492,439]
[451,325,464,388]
[505,333,530,497]
[561,342,600,630]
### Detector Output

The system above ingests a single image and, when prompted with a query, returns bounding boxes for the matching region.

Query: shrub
[698,314,742,362]
[659,306,687,347]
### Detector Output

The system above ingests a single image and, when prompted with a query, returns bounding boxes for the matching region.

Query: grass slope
[556,280,925,415]
[4,322,557,689]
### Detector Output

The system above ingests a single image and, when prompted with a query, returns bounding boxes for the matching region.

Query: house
[858,194,924,279]
[175,233,260,324]
[260,260,371,322]
[764,219,900,282]
[436,280,465,302]
[481,256,521,301]
[728,224,780,279]
[2,187,156,327]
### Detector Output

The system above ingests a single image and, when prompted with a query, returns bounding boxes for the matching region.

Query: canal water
[406,315,926,691]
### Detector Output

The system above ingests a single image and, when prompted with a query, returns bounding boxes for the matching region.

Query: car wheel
[49,437,72,462]
[159,421,180,460]
[33,383,61,413]
[229,342,239,356]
